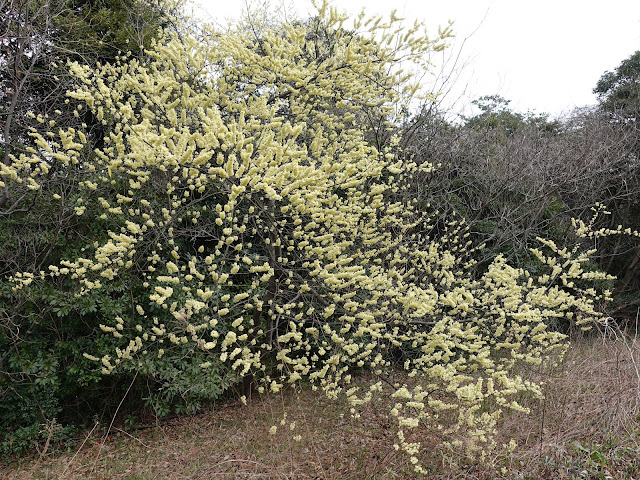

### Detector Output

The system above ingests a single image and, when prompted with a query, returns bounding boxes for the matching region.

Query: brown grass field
[1,328,639,479]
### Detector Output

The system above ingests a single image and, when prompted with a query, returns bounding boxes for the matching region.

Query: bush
[1,2,634,473]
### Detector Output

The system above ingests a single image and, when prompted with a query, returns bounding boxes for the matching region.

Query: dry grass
[501,326,640,480]
[1,329,639,480]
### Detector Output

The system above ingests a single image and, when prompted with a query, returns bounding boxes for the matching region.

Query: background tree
[594,50,640,123]
[406,97,565,265]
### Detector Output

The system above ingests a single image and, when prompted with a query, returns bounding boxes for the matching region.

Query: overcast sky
[191,0,640,119]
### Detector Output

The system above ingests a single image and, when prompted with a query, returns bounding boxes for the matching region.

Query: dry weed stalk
[495,325,640,478]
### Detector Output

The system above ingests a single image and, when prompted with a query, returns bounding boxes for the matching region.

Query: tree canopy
[594,50,640,121]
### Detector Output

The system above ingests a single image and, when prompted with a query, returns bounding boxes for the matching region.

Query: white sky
[189,0,640,119]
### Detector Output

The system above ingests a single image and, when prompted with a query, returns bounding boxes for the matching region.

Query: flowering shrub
[3,0,632,471]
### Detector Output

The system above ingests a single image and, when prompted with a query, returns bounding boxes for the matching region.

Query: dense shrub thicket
[1,0,638,471]
[407,97,640,321]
